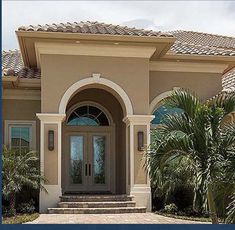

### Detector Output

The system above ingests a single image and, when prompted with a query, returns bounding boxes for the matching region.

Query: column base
[40,185,61,213]
[131,185,152,212]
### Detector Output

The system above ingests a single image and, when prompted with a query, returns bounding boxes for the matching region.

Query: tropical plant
[2,146,46,215]
[145,89,235,224]
[151,154,194,209]
[226,193,235,224]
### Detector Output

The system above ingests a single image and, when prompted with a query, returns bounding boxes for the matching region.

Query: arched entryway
[62,88,126,195]
[38,76,153,212]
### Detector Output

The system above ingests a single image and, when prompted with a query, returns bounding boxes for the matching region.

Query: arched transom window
[67,105,109,126]
[151,104,183,125]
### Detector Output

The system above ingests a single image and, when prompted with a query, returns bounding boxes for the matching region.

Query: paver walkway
[27,213,208,224]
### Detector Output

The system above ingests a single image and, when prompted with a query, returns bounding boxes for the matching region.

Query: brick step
[60,194,134,202]
[58,201,136,208]
[48,207,146,214]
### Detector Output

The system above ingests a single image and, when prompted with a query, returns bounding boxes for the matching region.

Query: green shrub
[2,206,17,217]
[163,203,178,214]
[17,199,35,214]
[172,186,194,210]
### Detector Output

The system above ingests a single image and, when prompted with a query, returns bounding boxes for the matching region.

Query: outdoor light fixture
[137,131,144,151]
[48,130,54,151]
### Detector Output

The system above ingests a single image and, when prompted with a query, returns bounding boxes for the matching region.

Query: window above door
[67,105,110,126]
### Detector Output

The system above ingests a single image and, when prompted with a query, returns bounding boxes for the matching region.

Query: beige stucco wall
[134,125,147,184]
[150,71,222,104]
[2,99,41,150]
[40,54,149,115]
[44,124,58,185]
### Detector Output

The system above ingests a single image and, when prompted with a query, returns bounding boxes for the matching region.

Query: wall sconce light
[48,130,54,151]
[137,131,144,151]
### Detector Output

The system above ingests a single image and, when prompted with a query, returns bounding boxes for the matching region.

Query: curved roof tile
[18,21,173,37]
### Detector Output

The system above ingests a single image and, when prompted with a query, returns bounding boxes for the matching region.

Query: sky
[3,1,235,51]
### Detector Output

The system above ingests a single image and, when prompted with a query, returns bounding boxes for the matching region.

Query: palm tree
[145,89,235,224]
[226,193,235,223]
[2,146,46,215]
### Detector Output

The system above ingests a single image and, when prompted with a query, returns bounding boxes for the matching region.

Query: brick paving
[27,213,208,224]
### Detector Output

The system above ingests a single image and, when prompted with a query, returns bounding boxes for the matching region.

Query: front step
[58,201,136,208]
[60,194,134,202]
[48,207,146,214]
[48,194,146,214]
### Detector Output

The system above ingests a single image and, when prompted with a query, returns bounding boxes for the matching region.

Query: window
[151,104,183,126]
[67,105,109,126]
[5,121,36,152]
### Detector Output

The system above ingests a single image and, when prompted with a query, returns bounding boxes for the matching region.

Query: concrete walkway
[27,213,208,224]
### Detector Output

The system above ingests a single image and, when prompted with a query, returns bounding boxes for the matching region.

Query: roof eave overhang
[162,53,235,74]
[16,30,176,67]
[2,76,19,88]
[162,53,235,63]
[16,30,176,43]
[2,77,41,89]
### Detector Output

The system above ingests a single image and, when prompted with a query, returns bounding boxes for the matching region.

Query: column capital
[36,113,66,123]
[123,115,154,125]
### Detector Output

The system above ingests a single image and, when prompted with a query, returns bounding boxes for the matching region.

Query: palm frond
[210,92,235,115]
[164,89,200,119]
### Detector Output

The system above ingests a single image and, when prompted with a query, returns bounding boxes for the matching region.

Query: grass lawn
[155,211,212,222]
[2,213,39,224]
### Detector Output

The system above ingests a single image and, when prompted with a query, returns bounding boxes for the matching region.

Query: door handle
[89,163,91,176]
[85,164,87,176]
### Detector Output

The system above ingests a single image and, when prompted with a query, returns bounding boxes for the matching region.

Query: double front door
[65,132,111,192]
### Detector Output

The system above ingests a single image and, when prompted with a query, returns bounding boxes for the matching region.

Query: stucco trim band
[150,61,228,73]
[35,42,156,68]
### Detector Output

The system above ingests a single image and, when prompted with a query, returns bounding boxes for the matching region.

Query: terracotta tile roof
[170,30,235,50]
[18,21,173,37]
[2,50,24,72]
[222,68,235,92]
[170,41,235,56]
[2,50,40,79]
[168,30,235,56]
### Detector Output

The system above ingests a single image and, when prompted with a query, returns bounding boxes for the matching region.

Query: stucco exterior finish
[40,55,149,115]
[134,125,147,184]
[150,71,222,104]
[2,99,40,150]
[44,124,58,185]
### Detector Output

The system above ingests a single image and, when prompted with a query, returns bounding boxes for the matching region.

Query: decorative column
[123,115,154,212]
[36,113,66,213]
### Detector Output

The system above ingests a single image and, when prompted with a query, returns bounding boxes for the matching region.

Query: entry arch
[59,75,133,116]
[149,87,180,114]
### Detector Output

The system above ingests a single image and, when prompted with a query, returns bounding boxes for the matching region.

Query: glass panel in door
[69,136,84,184]
[92,135,106,184]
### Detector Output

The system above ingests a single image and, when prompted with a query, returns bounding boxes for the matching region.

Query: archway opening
[62,88,126,195]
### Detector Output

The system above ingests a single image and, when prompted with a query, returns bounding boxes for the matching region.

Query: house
[2,21,235,213]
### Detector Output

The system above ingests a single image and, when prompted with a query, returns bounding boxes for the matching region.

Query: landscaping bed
[2,213,39,224]
[155,211,215,223]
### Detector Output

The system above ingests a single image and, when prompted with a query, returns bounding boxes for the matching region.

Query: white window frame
[4,120,36,150]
